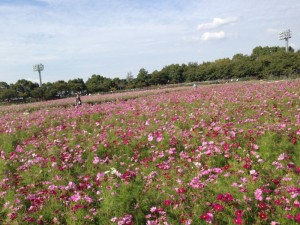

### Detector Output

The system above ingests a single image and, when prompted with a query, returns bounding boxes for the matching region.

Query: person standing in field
[75,93,82,106]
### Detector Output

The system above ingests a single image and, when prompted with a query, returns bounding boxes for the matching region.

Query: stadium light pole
[278,29,291,53]
[33,64,44,87]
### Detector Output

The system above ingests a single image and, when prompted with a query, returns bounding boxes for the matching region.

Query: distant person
[75,93,82,106]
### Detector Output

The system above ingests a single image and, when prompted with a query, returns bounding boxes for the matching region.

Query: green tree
[183,62,199,82]
[41,82,58,100]
[231,54,255,78]
[126,72,135,89]
[251,46,286,58]
[86,74,112,93]
[0,89,15,101]
[0,81,9,90]
[52,80,69,97]
[168,64,185,84]
[31,87,44,100]
[112,78,127,90]
[67,78,87,94]
[11,79,39,99]
[149,70,168,85]
[212,58,232,80]
[136,68,150,88]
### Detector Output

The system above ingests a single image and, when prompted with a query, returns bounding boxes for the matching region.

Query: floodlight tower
[279,29,291,53]
[33,64,44,87]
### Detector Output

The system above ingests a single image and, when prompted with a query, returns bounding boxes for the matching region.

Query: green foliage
[67,78,87,94]
[0,88,16,101]
[136,68,150,87]
[86,74,113,93]
[1,46,300,104]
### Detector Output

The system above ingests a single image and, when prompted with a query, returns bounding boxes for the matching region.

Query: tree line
[1,46,300,102]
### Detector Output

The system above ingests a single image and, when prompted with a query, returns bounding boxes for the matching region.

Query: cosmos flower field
[0,80,299,224]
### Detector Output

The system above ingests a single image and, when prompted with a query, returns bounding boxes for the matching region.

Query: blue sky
[0,0,299,84]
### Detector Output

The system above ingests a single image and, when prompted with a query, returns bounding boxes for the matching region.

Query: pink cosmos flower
[278,153,287,161]
[200,210,213,224]
[295,213,300,223]
[212,203,224,212]
[233,216,243,225]
[216,193,234,202]
[117,214,133,225]
[175,187,187,194]
[286,214,294,220]
[156,162,171,170]
[69,192,81,202]
[164,200,173,206]
[252,144,259,150]
[270,222,280,225]
[84,195,93,203]
[235,210,243,217]
[53,217,59,224]
[255,189,263,201]
[259,212,267,220]
[148,133,154,142]
[168,148,176,155]
[111,217,118,222]
[96,172,105,181]
[213,168,223,174]
[156,133,163,142]
[295,167,300,174]
[93,156,100,164]
[16,145,24,153]
[189,177,205,189]
[150,207,157,213]
[294,200,300,208]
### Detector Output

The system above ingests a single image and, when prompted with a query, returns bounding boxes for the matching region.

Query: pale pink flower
[93,156,100,164]
[255,189,263,201]
[111,217,117,222]
[278,153,287,161]
[156,133,163,142]
[84,195,93,203]
[69,192,81,202]
[168,148,176,155]
[148,133,154,142]
[240,177,248,184]
[16,145,24,153]
[150,207,157,213]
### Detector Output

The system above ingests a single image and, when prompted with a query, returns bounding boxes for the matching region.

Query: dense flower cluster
[0,80,299,224]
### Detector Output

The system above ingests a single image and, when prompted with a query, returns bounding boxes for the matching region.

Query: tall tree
[0,81,9,90]
[126,72,135,89]
[112,78,127,90]
[86,74,112,93]
[0,89,15,101]
[53,80,69,97]
[11,79,39,99]
[136,68,150,88]
[67,78,87,94]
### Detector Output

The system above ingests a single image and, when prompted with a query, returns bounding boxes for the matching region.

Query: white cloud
[197,17,238,30]
[1,0,300,84]
[267,28,281,34]
[201,31,225,41]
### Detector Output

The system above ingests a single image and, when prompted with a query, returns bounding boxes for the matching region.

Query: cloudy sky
[0,0,299,84]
